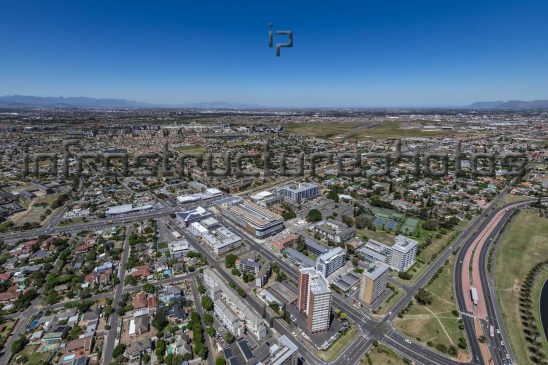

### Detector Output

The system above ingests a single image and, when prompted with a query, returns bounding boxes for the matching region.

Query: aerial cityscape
[0,2,546,365]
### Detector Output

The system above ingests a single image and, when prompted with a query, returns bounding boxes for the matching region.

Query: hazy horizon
[1,1,548,107]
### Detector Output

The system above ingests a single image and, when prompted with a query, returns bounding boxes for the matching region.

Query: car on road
[404,339,411,344]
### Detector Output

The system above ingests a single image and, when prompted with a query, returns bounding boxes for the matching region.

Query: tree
[11,335,27,354]
[327,190,340,202]
[415,288,433,305]
[224,332,235,344]
[216,357,227,365]
[225,254,238,268]
[306,209,322,222]
[201,295,214,311]
[67,325,84,341]
[243,273,255,283]
[112,343,126,358]
[341,215,354,227]
[204,313,214,326]
[152,311,168,332]
[355,215,372,229]
[143,283,155,294]
[155,339,166,357]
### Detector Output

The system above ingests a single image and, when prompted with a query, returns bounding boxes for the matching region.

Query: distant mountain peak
[468,99,548,110]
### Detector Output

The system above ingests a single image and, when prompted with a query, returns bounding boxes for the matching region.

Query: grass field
[286,122,361,139]
[173,145,207,154]
[362,344,408,365]
[394,256,469,360]
[286,121,464,140]
[357,228,396,245]
[495,209,548,364]
[59,216,86,226]
[317,325,358,361]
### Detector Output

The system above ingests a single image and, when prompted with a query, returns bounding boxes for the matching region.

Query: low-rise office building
[189,222,242,255]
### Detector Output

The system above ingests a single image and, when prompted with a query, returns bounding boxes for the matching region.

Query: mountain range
[1,95,548,110]
[0,95,263,109]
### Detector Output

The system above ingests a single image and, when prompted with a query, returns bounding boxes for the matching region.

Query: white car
[404,339,411,344]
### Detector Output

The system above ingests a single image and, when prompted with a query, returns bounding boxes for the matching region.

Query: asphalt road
[101,225,131,365]
[454,199,539,365]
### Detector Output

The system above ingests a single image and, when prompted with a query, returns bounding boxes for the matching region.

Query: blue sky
[1,0,547,107]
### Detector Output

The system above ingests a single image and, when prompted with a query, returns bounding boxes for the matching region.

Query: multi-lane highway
[455,199,538,365]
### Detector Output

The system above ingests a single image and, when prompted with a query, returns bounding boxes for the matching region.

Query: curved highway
[455,199,539,365]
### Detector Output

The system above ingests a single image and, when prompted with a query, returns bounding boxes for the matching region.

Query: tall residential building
[315,247,346,278]
[256,335,299,365]
[359,262,390,305]
[276,183,319,204]
[298,268,332,333]
[391,235,419,272]
[357,235,418,272]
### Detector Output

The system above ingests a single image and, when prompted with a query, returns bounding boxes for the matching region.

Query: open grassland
[357,228,396,245]
[286,121,465,140]
[286,122,361,139]
[495,209,548,364]
[362,344,409,365]
[394,256,470,360]
[173,145,208,154]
